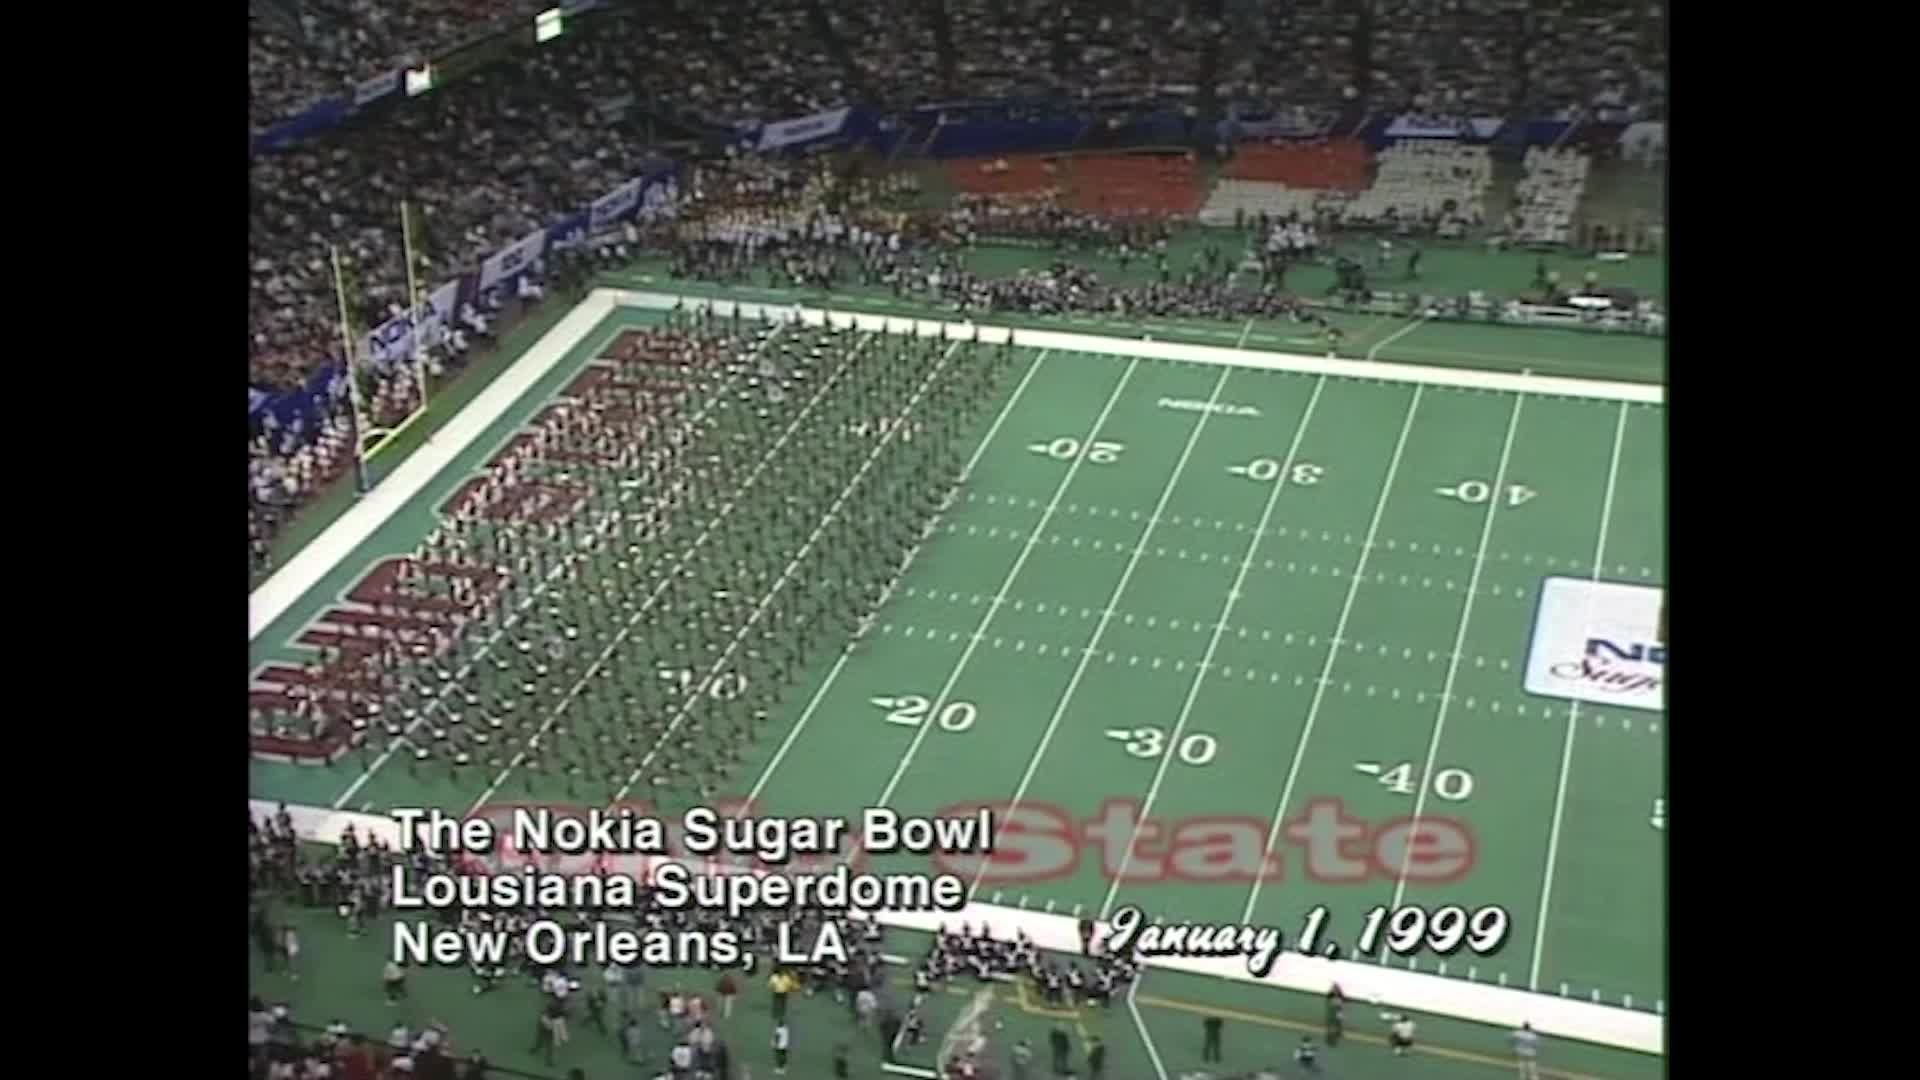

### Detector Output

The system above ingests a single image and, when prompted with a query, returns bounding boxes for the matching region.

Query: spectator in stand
[249,1,551,136]
[248,0,1666,593]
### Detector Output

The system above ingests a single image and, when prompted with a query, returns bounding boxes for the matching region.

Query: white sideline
[604,289,1665,404]
[248,293,621,642]
[251,799,1663,1056]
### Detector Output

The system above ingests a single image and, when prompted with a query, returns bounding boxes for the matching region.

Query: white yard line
[961,350,1049,480]
[607,342,969,804]
[459,333,876,811]
[329,324,783,810]
[865,358,1144,820]
[1366,314,1432,362]
[1240,384,1425,923]
[1381,391,1526,928]
[969,365,1233,899]
[1235,319,1256,349]
[1126,976,1172,1080]
[1527,400,1630,990]
[1099,375,1328,920]
[743,349,1051,810]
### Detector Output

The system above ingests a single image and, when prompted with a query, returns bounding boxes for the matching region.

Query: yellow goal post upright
[400,199,432,414]
[327,242,373,495]
[325,205,437,496]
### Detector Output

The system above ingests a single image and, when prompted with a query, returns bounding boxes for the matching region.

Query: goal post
[327,205,437,496]
[401,198,432,412]
[327,243,372,495]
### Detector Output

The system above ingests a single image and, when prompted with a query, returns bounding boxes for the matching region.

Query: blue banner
[361,278,465,367]
[251,362,348,450]
[754,106,855,152]
[547,210,591,251]
[252,97,352,154]
[589,178,642,232]
[1465,117,1504,141]
[480,228,548,290]
[926,117,1088,158]
[1384,114,1468,139]
[354,70,402,107]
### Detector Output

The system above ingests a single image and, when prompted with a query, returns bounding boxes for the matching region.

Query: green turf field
[251,293,1665,1080]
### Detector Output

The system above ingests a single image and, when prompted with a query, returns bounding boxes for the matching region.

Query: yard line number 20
[883,695,978,732]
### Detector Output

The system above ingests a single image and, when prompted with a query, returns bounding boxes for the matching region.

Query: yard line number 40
[1358,761,1475,801]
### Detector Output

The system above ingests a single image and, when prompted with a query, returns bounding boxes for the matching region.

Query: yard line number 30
[1114,725,1218,765]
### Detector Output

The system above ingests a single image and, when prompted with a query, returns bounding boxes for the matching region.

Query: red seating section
[1065,154,1204,216]
[1221,138,1370,190]
[944,153,1205,217]
[944,155,1063,197]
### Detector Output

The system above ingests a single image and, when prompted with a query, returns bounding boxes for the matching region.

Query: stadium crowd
[252,1,1667,146]
[249,1,551,135]
[248,0,1666,566]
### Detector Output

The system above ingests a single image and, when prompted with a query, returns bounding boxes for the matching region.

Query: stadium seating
[1198,179,1344,228]
[1201,138,1371,226]
[944,156,1065,198]
[1221,138,1370,190]
[248,0,1669,570]
[1509,146,1591,247]
[1339,140,1491,235]
[1063,154,1205,217]
[248,1,548,135]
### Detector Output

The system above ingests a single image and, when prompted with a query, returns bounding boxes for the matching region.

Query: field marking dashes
[940,516,1646,588]
[1529,400,1630,991]
[1245,385,1423,923]
[1102,375,1327,921]
[1382,391,1526,936]
[330,322,775,809]
[943,498,1661,581]
[970,366,1237,899]
[603,338,971,806]
[863,357,1144,833]
[467,330,885,810]
[743,349,1050,806]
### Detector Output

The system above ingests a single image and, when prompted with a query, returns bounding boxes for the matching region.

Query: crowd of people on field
[250,804,987,1079]
[254,792,1468,1080]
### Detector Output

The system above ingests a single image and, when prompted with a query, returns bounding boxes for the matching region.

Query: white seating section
[1509,146,1590,246]
[1198,179,1345,226]
[1340,140,1490,235]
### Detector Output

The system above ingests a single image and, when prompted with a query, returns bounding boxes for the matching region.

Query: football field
[251,292,1665,1078]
